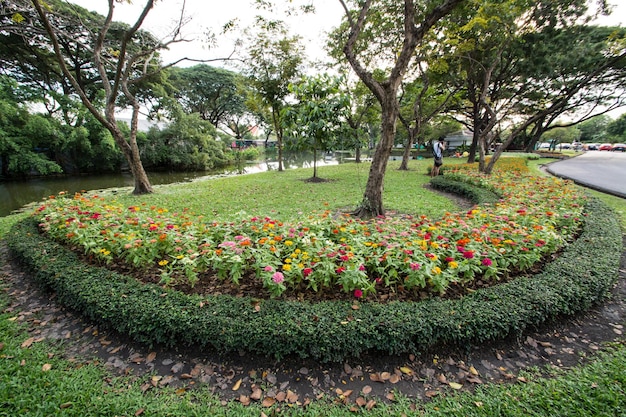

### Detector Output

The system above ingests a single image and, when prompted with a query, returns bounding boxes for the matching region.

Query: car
[571,141,583,151]
[585,143,599,150]
[599,143,613,151]
[611,143,626,152]
[538,142,551,150]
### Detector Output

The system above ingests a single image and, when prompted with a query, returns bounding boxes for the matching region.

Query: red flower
[463,251,474,259]
[354,289,363,298]
[303,268,313,277]
[482,258,493,266]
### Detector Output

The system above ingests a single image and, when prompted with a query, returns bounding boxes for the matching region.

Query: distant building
[444,129,473,151]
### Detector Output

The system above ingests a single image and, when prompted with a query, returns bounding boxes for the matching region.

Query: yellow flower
[158,260,169,266]
[448,261,458,269]
[282,264,292,271]
[432,267,442,274]
[284,258,292,264]
[285,240,294,246]
[430,242,440,249]
[294,248,302,254]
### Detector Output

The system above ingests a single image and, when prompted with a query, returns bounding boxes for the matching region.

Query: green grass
[1,157,625,416]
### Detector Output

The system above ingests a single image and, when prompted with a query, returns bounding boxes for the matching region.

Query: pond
[0,155,343,217]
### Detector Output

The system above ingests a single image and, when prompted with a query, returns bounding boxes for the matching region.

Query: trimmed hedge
[430,175,501,205]
[6,197,622,363]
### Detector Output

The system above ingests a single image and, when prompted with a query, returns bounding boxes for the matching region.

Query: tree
[168,65,250,136]
[243,20,304,172]
[338,0,465,217]
[23,0,190,194]
[606,113,626,142]
[284,74,349,180]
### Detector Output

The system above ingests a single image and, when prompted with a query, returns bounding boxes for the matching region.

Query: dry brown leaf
[59,402,73,409]
[342,389,353,398]
[369,373,381,383]
[180,373,193,379]
[150,375,162,387]
[250,388,263,401]
[425,390,439,398]
[140,383,151,393]
[335,388,343,396]
[261,412,268,417]
[366,399,376,410]
[380,371,391,381]
[135,408,145,416]
[386,392,395,401]
[146,352,157,363]
[437,374,447,384]
[239,395,250,406]
[389,374,401,384]
[275,391,287,402]
[474,401,484,408]
[42,363,52,372]
[286,390,299,403]
[469,366,479,376]
[175,388,186,396]
[232,378,242,391]
[361,385,372,395]
[355,397,367,407]
[262,397,276,408]
[351,304,360,310]
[344,363,353,374]
[21,337,35,348]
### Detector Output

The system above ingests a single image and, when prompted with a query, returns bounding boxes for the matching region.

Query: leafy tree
[577,115,611,143]
[167,65,250,136]
[141,111,230,171]
[606,113,626,141]
[284,74,349,180]
[243,19,305,171]
[337,0,465,217]
[18,0,190,194]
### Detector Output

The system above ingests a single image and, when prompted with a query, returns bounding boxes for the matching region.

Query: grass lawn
[1,156,625,416]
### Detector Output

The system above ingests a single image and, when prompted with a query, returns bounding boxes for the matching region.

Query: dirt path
[1,240,625,407]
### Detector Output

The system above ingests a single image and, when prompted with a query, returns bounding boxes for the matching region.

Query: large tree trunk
[353,97,398,218]
[399,126,417,170]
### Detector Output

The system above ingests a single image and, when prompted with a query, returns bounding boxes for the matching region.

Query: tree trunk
[110,125,153,194]
[399,127,416,170]
[355,146,362,163]
[353,97,398,218]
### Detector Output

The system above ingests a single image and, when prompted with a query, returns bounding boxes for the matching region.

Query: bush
[7,193,621,363]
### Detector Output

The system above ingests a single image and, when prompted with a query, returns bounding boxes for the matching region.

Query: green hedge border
[430,175,501,205]
[6,190,622,362]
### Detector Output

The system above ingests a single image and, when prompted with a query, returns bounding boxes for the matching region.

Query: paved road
[546,151,626,198]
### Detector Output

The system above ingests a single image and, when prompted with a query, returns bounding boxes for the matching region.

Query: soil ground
[2,234,625,408]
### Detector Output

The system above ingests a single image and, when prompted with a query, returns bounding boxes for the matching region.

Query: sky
[69,0,345,67]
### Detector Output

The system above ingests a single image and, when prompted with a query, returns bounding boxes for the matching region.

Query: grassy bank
[1,157,625,416]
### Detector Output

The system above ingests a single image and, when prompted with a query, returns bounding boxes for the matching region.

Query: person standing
[431,136,446,177]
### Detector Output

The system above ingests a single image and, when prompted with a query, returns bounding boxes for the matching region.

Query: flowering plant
[35,158,586,299]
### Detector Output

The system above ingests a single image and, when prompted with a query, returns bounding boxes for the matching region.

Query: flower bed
[7,189,621,362]
[33,159,587,299]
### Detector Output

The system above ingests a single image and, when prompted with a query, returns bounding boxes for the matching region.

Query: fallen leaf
[344,363,353,374]
[239,395,250,406]
[42,363,52,372]
[140,383,151,393]
[389,374,401,384]
[342,389,353,398]
[380,372,391,381]
[262,397,276,407]
[250,388,263,401]
[286,390,299,403]
[517,376,528,383]
[449,382,463,390]
[146,352,157,363]
[175,388,186,396]
[538,341,552,347]
[361,385,372,395]
[150,375,162,387]
[351,304,360,310]
[135,408,145,416]
[369,373,382,383]
[232,378,242,391]
[275,391,287,402]
[366,399,376,410]
[399,366,413,375]
[474,401,484,408]
[21,337,35,348]
[59,402,73,409]
[386,392,395,401]
[355,397,367,407]
[469,366,479,376]
[261,412,268,417]
[437,374,447,384]
[425,390,439,398]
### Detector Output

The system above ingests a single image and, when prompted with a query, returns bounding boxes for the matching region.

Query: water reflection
[0,154,344,217]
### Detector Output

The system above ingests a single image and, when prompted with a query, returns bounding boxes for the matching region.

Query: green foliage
[141,113,230,171]
[8,186,620,362]
[429,176,500,205]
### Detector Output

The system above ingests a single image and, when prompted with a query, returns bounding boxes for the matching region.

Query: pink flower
[303,268,313,277]
[354,289,363,298]
[336,266,346,274]
[359,264,366,271]
[410,262,421,271]
[272,272,284,284]
[463,251,474,259]
[482,258,493,266]
[264,265,274,272]
[445,257,455,262]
